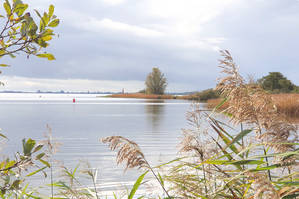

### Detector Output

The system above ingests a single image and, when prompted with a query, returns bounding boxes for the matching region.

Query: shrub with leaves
[0,0,59,68]
[0,0,60,198]
[0,135,54,198]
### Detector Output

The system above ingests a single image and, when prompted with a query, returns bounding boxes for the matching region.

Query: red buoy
[73,98,76,103]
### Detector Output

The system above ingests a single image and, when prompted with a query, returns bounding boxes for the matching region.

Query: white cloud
[0,76,198,93]
[62,9,164,38]
[0,76,144,92]
[4,0,299,91]
[143,0,237,32]
[100,0,126,6]
[86,18,164,37]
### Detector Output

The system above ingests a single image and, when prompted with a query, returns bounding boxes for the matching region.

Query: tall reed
[102,50,299,199]
[207,94,299,119]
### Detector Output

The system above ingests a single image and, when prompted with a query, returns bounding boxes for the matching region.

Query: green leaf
[42,29,54,36]
[3,1,11,16]
[128,171,148,199]
[250,164,284,171]
[205,159,264,165]
[26,166,47,177]
[39,159,51,167]
[48,19,59,27]
[12,0,23,5]
[250,150,299,160]
[23,138,36,156]
[34,9,46,32]
[42,12,49,25]
[158,172,164,187]
[11,180,21,189]
[113,193,117,199]
[210,123,240,156]
[231,159,264,166]
[214,97,227,110]
[0,133,7,139]
[224,129,252,151]
[211,137,243,169]
[49,5,54,18]
[36,38,48,48]
[36,152,45,160]
[42,35,52,41]
[34,9,42,18]
[32,144,43,153]
[14,3,28,16]
[37,53,55,60]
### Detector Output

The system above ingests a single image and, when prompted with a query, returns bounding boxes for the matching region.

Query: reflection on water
[145,100,165,131]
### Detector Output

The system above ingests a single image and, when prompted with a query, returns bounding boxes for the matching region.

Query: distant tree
[145,67,167,95]
[190,89,220,101]
[138,89,146,93]
[258,72,295,93]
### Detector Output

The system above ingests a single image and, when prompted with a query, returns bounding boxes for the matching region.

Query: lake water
[0,93,195,197]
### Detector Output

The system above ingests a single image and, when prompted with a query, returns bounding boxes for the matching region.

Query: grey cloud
[2,0,298,92]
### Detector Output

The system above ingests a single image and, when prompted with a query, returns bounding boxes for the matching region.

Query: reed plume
[248,172,279,199]
[101,136,172,198]
[180,104,218,161]
[216,50,298,157]
[101,136,148,170]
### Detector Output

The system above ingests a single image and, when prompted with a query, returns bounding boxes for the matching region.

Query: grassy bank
[207,93,299,118]
[106,90,219,101]
[106,93,178,99]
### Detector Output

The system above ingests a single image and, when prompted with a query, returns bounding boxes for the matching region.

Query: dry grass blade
[101,136,149,170]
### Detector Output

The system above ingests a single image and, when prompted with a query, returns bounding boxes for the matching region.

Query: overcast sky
[1,0,299,92]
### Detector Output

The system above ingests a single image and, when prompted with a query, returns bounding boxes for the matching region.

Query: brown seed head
[101,136,149,170]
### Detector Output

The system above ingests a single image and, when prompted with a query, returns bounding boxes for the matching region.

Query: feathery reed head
[247,172,279,199]
[101,136,149,170]
[216,50,298,158]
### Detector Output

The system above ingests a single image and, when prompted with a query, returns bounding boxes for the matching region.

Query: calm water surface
[0,93,196,196]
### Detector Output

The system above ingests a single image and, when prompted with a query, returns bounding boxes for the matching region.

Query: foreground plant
[101,136,172,199]
[0,0,60,65]
[102,50,298,199]
[0,128,57,198]
[164,50,299,199]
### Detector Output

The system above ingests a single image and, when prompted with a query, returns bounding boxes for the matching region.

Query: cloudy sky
[1,0,299,92]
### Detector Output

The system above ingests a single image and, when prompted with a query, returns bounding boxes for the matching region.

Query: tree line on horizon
[142,67,299,100]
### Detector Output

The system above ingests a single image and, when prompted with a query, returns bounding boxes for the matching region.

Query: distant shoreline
[0,91,116,94]
[105,93,190,100]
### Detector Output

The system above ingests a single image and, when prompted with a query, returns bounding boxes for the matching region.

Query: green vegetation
[258,72,297,93]
[187,88,220,101]
[0,0,60,197]
[1,1,298,198]
[102,50,299,199]
[0,0,59,67]
[145,67,167,95]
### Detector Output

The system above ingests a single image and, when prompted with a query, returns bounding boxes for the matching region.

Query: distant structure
[122,88,125,94]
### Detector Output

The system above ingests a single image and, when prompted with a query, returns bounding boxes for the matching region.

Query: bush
[258,72,297,93]
[188,88,220,101]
